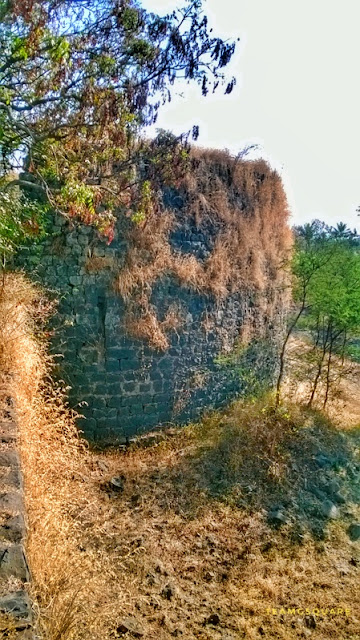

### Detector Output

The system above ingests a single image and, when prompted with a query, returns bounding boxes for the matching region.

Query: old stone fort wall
[16,151,290,444]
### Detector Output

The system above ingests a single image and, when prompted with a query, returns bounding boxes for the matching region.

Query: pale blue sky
[142,0,360,230]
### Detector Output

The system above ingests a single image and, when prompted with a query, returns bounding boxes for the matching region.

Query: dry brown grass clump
[0,272,48,377]
[115,212,175,301]
[84,255,116,273]
[115,148,292,349]
[185,148,293,292]
[124,300,184,351]
[0,612,16,639]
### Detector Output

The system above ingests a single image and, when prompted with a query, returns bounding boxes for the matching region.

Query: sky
[141,0,360,230]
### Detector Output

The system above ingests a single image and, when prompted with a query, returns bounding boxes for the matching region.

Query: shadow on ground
[123,403,360,542]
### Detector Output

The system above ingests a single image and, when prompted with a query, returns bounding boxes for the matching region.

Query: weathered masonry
[0,396,33,639]
[17,150,291,444]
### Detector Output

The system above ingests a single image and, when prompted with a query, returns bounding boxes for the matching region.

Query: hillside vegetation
[1,274,359,640]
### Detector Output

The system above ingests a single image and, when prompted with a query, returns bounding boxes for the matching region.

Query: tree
[275,221,335,406]
[0,0,237,252]
[330,221,358,240]
[304,242,360,407]
[276,220,360,407]
[0,187,48,259]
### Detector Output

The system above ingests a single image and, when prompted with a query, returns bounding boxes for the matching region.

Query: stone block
[107,347,125,359]
[2,467,22,490]
[0,451,20,468]
[78,348,98,364]
[0,422,17,445]
[140,415,159,428]
[0,545,30,581]
[123,394,153,407]
[122,371,136,382]
[0,590,32,625]
[93,384,108,396]
[119,416,141,433]
[105,360,120,373]
[123,382,136,394]
[66,233,78,246]
[108,397,125,410]
[105,383,122,396]
[91,372,109,384]
[152,403,169,414]
[92,409,106,420]
[157,358,174,373]
[97,417,118,431]
[92,397,108,409]
[150,370,163,381]
[157,412,171,423]
[120,359,140,371]
[79,225,92,235]
[0,515,26,543]
[139,383,152,393]
[154,393,173,404]
[143,404,157,414]
[70,276,83,288]
[0,492,24,514]
[347,523,360,541]
[77,235,89,247]
[84,290,100,305]
[152,380,164,395]
[127,404,143,415]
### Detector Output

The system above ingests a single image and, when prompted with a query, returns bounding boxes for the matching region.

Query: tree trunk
[275,299,306,408]
[307,320,331,407]
[323,337,334,409]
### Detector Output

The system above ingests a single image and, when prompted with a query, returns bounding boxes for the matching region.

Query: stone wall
[16,157,288,445]
[0,395,33,639]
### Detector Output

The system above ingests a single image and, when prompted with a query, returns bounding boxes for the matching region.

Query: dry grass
[115,148,292,349]
[172,254,206,291]
[115,213,174,301]
[84,255,116,273]
[2,274,360,640]
[0,613,16,639]
[0,272,48,375]
[124,300,184,351]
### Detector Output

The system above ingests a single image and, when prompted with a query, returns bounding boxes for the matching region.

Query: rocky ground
[70,408,360,640]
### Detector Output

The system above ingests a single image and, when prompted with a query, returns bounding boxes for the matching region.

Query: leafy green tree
[0,187,48,260]
[304,242,360,406]
[275,222,336,405]
[0,0,237,253]
[276,220,360,407]
[330,221,357,239]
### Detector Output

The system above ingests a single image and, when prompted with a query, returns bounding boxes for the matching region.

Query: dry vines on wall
[115,148,292,349]
[124,299,184,351]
